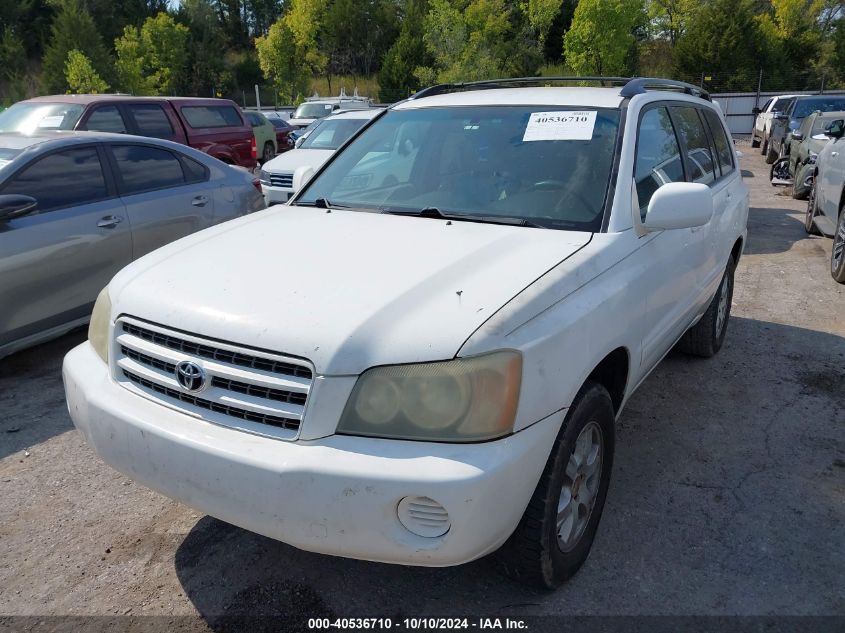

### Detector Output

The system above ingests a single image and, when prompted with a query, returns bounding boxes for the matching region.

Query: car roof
[20,94,239,106]
[394,87,626,110]
[812,110,845,119]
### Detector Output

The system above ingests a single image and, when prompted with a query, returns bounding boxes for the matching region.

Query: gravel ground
[0,147,843,630]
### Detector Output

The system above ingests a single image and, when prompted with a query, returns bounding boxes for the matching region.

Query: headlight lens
[338,351,522,442]
[808,152,818,164]
[88,286,111,363]
[258,169,271,185]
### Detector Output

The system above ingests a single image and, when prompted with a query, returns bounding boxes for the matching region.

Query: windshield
[294,103,336,120]
[297,106,621,231]
[794,98,845,119]
[0,102,84,134]
[299,118,370,150]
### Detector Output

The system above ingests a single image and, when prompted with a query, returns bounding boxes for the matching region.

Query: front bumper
[263,185,294,206]
[63,342,561,566]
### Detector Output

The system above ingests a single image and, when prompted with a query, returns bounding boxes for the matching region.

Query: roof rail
[407,75,711,102]
[620,77,710,101]
[410,76,632,100]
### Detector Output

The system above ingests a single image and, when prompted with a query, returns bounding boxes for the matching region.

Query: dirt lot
[0,147,843,629]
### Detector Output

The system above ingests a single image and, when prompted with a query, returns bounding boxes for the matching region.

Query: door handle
[97,215,122,229]
[192,195,208,207]
[832,152,839,157]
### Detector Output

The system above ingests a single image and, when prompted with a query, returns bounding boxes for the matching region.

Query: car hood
[110,207,591,375]
[262,149,334,174]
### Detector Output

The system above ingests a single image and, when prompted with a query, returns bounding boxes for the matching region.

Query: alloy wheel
[716,272,730,336]
[833,212,845,273]
[557,421,603,552]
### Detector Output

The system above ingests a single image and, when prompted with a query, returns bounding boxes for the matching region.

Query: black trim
[600,105,628,233]
[620,78,710,101]
[0,302,92,347]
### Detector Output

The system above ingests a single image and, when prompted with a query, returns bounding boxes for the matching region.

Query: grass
[308,75,380,100]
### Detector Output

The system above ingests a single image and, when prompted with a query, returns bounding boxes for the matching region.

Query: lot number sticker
[523,111,597,142]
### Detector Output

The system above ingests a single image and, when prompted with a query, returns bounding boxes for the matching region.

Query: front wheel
[262,142,275,164]
[805,182,822,235]
[751,136,761,148]
[766,144,779,164]
[498,381,615,589]
[770,157,791,183]
[677,256,735,358]
[792,163,812,200]
[832,210,845,283]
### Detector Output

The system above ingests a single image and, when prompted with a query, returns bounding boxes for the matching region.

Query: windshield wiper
[383,206,545,228]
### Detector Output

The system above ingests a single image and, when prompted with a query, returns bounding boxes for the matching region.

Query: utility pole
[755,69,763,108]
[255,84,261,110]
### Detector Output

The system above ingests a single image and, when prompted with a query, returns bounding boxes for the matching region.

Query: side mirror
[291,165,315,194]
[775,112,789,121]
[791,131,804,142]
[0,194,38,221]
[752,107,761,115]
[642,182,713,231]
[827,120,844,139]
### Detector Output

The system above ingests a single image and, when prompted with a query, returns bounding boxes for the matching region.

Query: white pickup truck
[63,78,748,589]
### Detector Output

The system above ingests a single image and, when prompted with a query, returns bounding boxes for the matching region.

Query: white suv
[63,78,748,589]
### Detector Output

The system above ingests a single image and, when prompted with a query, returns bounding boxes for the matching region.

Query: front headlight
[337,351,522,442]
[258,169,271,185]
[88,286,111,363]
[808,152,818,164]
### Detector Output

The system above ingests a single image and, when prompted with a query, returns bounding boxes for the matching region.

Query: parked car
[0,131,265,360]
[63,78,748,589]
[257,108,295,122]
[751,94,796,155]
[770,110,845,198]
[288,94,373,129]
[267,117,294,152]
[259,109,379,205]
[244,110,277,163]
[766,94,845,164]
[806,118,845,282]
[0,96,257,169]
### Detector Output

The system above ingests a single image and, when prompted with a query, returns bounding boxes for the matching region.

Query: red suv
[0,96,257,169]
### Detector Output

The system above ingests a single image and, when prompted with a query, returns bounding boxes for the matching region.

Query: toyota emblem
[175,360,206,392]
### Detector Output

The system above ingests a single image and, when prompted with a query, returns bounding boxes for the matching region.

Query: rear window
[181,105,244,129]
[702,109,735,176]
[793,98,845,119]
[128,104,175,138]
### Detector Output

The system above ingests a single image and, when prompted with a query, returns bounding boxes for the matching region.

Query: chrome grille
[269,172,293,188]
[114,317,313,440]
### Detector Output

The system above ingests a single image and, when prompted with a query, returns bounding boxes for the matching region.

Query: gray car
[0,131,265,359]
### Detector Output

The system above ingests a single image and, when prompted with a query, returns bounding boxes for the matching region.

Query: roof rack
[619,78,710,101]
[408,76,710,102]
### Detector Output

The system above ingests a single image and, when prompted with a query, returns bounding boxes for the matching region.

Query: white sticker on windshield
[37,115,65,128]
[523,111,597,142]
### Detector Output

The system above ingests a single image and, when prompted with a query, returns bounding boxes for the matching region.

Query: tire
[766,144,779,164]
[677,256,735,358]
[262,142,275,163]
[832,208,845,283]
[805,181,821,235]
[751,136,761,148]
[792,164,811,200]
[770,157,791,183]
[498,381,615,590]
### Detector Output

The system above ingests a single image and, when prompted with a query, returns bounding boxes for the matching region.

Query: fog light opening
[397,496,451,538]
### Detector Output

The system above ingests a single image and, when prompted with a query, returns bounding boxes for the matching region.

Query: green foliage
[416,0,544,84]
[178,0,228,96]
[42,0,111,94]
[673,0,773,90]
[378,0,431,99]
[646,0,699,45]
[564,0,645,77]
[256,17,311,103]
[114,13,189,95]
[0,27,26,82]
[65,49,109,93]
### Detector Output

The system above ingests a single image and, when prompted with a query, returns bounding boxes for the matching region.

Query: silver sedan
[0,131,265,359]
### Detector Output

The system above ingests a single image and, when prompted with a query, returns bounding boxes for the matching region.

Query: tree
[285,0,330,88]
[378,0,431,100]
[178,0,228,96]
[564,0,645,76]
[673,0,775,90]
[0,27,26,83]
[255,17,311,103]
[65,49,109,93]
[645,0,699,46]
[42,0,111,94]
[114,13,190,95]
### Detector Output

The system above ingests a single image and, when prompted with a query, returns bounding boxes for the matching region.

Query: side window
[83,105,128,134]
[112,145,186,194]
[671,106,716,185]
[702,109,735,176]
[634,107,684,219]
[127,104,174,139]
[2,146,107,211]
[181,105,243,128]
[181,155,208,183]
[762,98,773,113]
